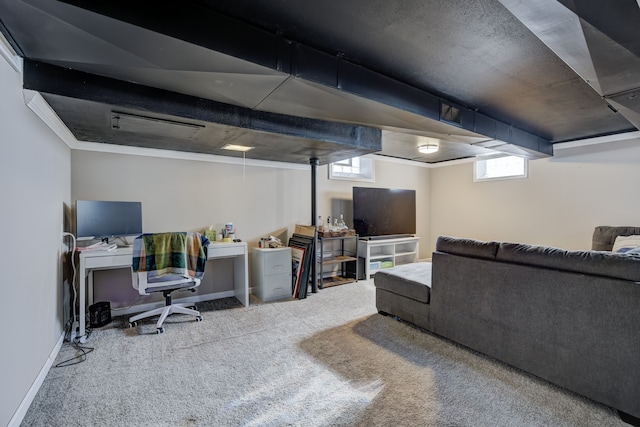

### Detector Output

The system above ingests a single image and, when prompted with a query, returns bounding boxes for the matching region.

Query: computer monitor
[75,200,142,242]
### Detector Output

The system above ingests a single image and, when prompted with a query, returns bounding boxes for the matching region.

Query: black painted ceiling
[1,0,638,165]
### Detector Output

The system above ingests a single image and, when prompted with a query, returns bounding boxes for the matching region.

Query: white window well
[329,156,375,182]
[474,155,527,181]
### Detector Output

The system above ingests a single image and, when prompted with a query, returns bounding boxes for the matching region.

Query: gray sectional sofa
[375,226,640,423]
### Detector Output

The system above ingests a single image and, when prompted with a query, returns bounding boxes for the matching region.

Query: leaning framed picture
[290,246,305,298]
[288,233,315,299]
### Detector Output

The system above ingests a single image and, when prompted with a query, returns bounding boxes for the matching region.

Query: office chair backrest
[131,232,209,291]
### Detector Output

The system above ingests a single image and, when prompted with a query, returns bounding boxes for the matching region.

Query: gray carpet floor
[22,280,627,426]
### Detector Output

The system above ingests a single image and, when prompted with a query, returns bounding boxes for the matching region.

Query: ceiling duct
[23,60,382,165]
[3,0,561,162]
[499,0,640,131]
[286,42,551,157]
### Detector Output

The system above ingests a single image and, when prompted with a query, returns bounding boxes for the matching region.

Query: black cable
[54,339,94,368]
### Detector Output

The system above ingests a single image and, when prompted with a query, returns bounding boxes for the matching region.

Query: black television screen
[76,200,142,240]
[353,187,416,238]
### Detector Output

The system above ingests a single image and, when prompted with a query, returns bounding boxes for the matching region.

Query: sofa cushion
[612,235,640,253]
[496,242,640,282]
[374,262,432,303]
[435,236,499,260]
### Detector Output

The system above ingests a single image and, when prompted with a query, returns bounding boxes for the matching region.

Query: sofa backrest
[436,235,640,282]
[592,226,640,251]
[497,241,640,282]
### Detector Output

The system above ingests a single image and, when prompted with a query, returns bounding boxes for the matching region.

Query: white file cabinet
[252,247,292,302]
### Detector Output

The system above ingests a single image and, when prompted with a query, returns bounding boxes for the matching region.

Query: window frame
[328,156,375,182]
[473,155,528,182]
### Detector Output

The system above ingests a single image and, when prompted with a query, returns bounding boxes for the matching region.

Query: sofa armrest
[435,236,499,260]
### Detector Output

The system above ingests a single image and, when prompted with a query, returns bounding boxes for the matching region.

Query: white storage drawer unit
[252,247,292,302]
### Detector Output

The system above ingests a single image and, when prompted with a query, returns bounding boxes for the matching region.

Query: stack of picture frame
[289,225,316,299]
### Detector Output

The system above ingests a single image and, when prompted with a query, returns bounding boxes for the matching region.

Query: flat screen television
[353,187,416,239]
[75,200,143,241]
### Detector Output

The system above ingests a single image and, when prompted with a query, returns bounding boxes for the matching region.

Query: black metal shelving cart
[317,233,359,289]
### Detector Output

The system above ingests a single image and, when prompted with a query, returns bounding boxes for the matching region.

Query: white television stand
[358,236,420,279]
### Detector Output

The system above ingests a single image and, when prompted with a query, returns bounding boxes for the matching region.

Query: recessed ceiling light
[221,144,255,152]
[418,144,439,154]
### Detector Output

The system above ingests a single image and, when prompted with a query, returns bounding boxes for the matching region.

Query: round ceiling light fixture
[418,143,439,154]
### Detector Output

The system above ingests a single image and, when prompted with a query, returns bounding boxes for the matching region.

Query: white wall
[430,138,640,252]
[70,150,431,306]
[71,150,313,305]
[317,158,431,258]
[72,150,311,243]
[0,58,71,425]
[72,151,430,247]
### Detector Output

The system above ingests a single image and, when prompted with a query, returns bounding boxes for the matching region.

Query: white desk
[78,242,248,343]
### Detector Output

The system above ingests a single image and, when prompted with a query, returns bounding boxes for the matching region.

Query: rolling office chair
[129,231,209,334]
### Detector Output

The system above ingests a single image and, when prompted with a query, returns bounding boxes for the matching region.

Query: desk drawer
[85,254,132,269]
[208,244,245,258]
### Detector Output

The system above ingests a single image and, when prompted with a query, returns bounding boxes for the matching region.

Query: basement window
[329,156,375,182]
[474,155,527,181]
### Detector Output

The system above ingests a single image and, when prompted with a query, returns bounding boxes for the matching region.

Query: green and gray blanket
[132,232,209,279]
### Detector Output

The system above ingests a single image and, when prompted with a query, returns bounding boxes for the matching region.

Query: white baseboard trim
[8,333,64,427]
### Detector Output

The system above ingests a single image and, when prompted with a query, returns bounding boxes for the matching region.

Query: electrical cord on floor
[55,338,94,368]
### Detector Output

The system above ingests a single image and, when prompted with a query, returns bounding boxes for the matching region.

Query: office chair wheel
[156,327,164,334]
[128,322,137,328]
[196,316,203,322]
